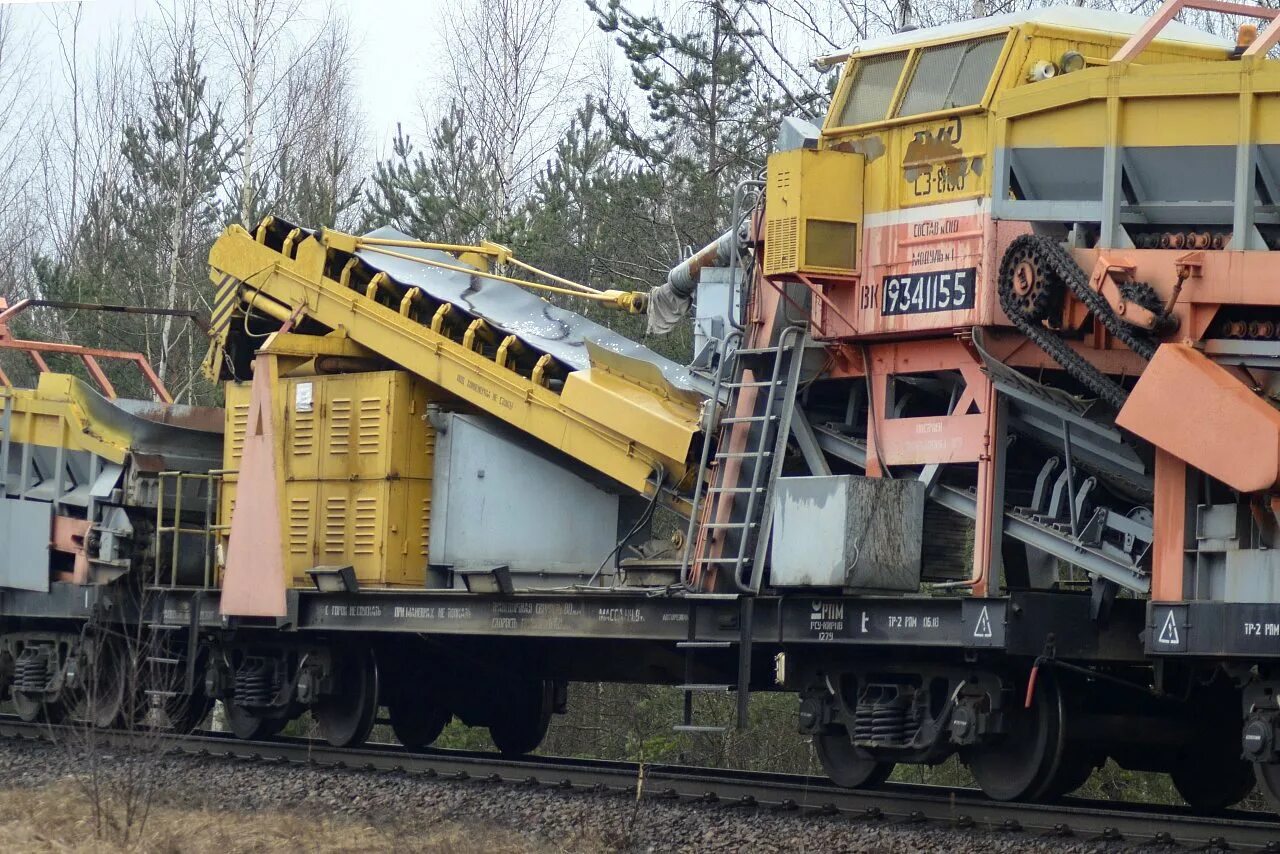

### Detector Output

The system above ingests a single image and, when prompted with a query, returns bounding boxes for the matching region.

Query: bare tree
[36,4,139,293]
[434,0,590,220]
[206,0,316,226]
[269,14,367,229]
[0,9,41,303]
[50,584,204,846]
[123,1,235,398]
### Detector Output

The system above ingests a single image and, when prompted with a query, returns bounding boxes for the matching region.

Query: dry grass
[0,785,590,853]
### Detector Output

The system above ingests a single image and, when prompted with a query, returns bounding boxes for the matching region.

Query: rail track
[2,716,1279,850]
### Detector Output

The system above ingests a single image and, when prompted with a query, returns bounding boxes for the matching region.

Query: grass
[0,784,599,853]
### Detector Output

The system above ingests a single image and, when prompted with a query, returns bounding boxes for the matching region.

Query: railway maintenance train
[9,0,1280,812]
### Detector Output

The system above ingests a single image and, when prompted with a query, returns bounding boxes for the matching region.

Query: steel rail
[2,716,1279,849]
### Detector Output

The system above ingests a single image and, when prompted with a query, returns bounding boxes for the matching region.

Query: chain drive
[998,235,1167,410]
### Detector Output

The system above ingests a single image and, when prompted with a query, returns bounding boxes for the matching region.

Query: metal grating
[897,35,1005,117]
[765,216,799,274]
[288,497,311,555]
[327,398,351,454]
[229,403,249,462]
[323,496,347,554]
[353,497,377,555]
[357,398,382,455]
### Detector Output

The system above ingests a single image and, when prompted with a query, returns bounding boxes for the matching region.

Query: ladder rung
[677,641,733,649]
[733,347,783,356]
[725,380,776,388]
[720,415,777,424]
[147,657,181,666]
[680,683,733,692]
[715,451,772,459]
[703,522,757,530]
[144,689,180,697]
[707,486,764,494]
[150,624,183,631]
[674,725,727,734]
[695,557,753,565]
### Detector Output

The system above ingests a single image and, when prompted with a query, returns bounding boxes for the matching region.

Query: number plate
[881,267,976,316]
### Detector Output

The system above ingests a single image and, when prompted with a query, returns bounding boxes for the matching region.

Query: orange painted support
[1113,0,1277,63]
[80,355,116,400]
[1152,449,1189,603]
[969,378,1002,598]
[51,516,93,584]
[860,338,1000,594]
[1117,344,1280,494]
[0,297,175,402]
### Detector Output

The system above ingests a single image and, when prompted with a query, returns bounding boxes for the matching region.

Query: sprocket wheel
[1000,240,1060,323]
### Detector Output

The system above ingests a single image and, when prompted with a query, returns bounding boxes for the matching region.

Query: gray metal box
[429,411,620,585]
[0,497,52,592]
[693,266,742,366]
[770,475,923,591]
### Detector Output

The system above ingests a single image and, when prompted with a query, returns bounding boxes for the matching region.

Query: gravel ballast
[0,736,1172,852]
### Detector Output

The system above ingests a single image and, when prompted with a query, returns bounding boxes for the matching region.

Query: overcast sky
[11,0,603,157]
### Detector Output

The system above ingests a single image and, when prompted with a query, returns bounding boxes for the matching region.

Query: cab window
[896,35,1007,117]
[835,51,909,127]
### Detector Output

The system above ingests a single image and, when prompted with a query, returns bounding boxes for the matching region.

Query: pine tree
[514,100,691,362]
[104,23,235,401]
[589,0,780,244]
[362,105,502,244]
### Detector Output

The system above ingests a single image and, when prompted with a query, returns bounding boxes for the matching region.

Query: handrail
[681,330,742,590]
[0,297,185,402]
[154,469,225,589]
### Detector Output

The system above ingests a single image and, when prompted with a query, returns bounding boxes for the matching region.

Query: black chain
[997,235,1131,410]
[1032,236,1159,360]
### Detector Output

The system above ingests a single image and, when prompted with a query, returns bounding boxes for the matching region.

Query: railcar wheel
[388,691,450,750]
[1040,750,1099,801]
[964,671,1065,802]
[12,691,57,723]
[1172,680,1254,812]
[1174,757,1253,813]
[166,690,214,734]
[815,730,895,788]
[161,654,212,733]
[225,701,284,739]
[488,680,552,756]
[67,641,127,729]
[1257,763,1280,812]
[314,647,378,748]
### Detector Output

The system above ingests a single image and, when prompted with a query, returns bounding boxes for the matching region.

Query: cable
[586,465,666,588]
[519,464,667,593]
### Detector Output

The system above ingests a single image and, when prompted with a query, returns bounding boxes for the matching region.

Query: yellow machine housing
[222,370,434,588]
[764,8,1235,339]
[204,222,703,508]
[763,148,864,278]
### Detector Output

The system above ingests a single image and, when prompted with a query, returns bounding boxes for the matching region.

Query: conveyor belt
[204,218,705,503]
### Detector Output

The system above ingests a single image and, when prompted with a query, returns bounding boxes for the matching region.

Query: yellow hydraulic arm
[204,219,704,507]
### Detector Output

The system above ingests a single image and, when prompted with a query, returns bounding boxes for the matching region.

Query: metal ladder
[676,325,807,733]
[144,589,202,709]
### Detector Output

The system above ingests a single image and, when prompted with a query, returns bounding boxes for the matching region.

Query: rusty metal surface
[114,400,225,434]
[355,226,707,394]
[76,381,222,473]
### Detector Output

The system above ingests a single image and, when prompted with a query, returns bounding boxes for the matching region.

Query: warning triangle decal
[1158,611,1180,645]
[973,605,993,639]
